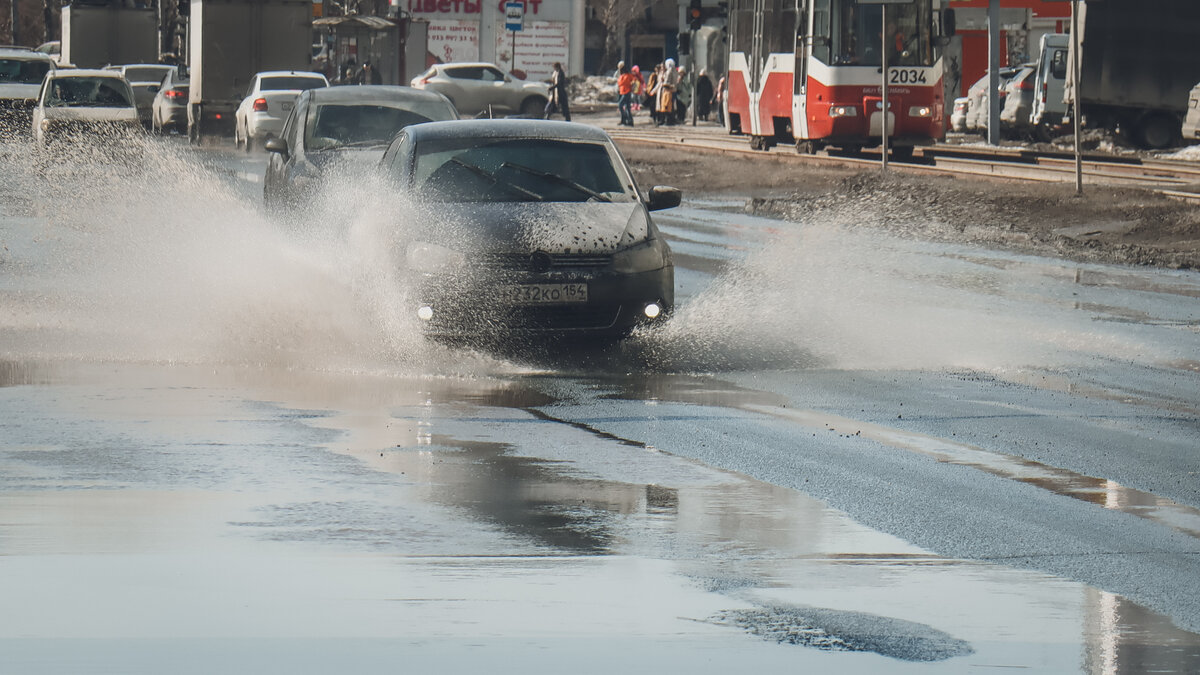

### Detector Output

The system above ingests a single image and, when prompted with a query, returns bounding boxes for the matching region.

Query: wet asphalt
[0,136,1198,673]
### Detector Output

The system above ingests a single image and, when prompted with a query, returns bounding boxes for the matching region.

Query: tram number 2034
[889,69,928,84]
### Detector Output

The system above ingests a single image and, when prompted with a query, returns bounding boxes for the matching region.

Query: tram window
[828,0,931,67]
[812,0,831,63]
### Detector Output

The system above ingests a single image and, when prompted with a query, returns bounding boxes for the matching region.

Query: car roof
[308,85,452,106]
[108,63,171,69]
[403,119,612,143]
[48,68,128,79]
[256,70,327,78]
[0,47,53,61]
[436,62,506,70]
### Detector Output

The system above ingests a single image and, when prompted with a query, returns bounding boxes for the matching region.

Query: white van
[1030,33,1069,135]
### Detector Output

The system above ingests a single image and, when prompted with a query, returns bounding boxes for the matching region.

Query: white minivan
[1029,33,1069,137]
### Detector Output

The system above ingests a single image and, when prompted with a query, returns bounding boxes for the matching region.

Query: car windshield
[46,77,133,108]
[123,66,171,83]
[0,58,51,85]
[261,76,326,91]
[412,137,634,203]
[306,102,454,150]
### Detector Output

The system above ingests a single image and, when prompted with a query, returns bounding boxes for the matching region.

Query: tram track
[608,126,1200,197]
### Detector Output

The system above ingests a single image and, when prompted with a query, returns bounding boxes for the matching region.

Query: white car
[32,69,140,147]
[410,62,549,117]
[0,47,56,137]
[234,70,328,151]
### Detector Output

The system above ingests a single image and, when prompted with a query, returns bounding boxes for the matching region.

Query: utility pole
[10,0,19,46]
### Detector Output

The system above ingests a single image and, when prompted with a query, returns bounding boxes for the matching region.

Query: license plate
[505,283,588,304]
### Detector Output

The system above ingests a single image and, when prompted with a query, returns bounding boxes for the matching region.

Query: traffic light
[688,0,703,30]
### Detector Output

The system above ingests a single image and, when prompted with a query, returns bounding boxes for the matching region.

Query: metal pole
[1071,0,1082,195]
[987,0,999,145]
[10,0,18,46]
[881,4,888,174]
[511,29,516,72]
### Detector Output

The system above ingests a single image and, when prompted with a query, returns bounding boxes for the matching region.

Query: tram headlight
[908,106,934,118]
[829,105,858,117]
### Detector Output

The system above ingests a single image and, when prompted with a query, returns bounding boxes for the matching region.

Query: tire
[1137,112,1180,150]
[520,97,546,117]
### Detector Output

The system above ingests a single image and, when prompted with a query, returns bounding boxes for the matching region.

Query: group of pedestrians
[614,60,726,127]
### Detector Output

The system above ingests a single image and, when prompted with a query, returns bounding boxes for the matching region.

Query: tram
[726,0,955,157]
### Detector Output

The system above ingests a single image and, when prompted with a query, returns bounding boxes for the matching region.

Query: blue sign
[505,1,524,31]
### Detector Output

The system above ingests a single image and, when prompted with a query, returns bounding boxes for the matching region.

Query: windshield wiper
[499,162,612,203]
[449,157,543,201]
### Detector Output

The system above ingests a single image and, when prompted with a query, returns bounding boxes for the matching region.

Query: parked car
[150,65,189,134]
[1029,33,1069,137]
[264,85,458,208]
[410,62,549,117]
[965,66,1018,133]
[950,96,969,133]
[103,64,176,126]
[378,119,677,341]
[1183,80,1200,144]
[234,70,329,151]
[1000,64,1037,134]
[31,69,140,150]
[0,47,56,137]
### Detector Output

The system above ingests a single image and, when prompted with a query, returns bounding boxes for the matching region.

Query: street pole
[10,0,18,46]
[511,29,516,72]
[987,0,999,145]
[881,4,888,174]
[1071,0,1082,195]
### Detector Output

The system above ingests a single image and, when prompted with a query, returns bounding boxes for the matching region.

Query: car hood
[417,201,650,255]
[0,83,40,101]
[40,107,138,122]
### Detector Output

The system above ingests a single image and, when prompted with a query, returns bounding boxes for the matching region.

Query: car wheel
[244,132,254,153]
[520,97,546,117]
[1137,112,1180,150]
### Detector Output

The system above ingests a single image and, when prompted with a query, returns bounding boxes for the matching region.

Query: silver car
[150,66,189,134]
[104,64,176,126]
[0,47,55,138]
[31,69,141,156]
[410,62,549,117]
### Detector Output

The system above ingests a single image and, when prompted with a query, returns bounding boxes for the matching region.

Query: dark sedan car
[263,85,457,207]
[379,119,679,341]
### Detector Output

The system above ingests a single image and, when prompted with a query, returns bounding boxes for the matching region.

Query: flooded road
[1,137,1199,673]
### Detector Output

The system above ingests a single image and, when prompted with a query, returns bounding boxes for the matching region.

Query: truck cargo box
[61,5,158,69]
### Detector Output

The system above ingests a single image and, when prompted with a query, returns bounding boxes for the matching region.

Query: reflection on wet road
[2,138,1200,672]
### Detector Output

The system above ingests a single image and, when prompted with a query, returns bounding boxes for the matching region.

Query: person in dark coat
[543,62,571,121]
[695,70,714,121]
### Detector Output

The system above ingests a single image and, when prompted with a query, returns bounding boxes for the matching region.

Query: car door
[479,66,514,114]
[441,66,484,114]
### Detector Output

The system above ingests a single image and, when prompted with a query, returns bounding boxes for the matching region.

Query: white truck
[1028,33,1068,139]
[187,0,313,142]
[61,4,158,69]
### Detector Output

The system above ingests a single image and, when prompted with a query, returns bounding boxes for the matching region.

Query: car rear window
[411,137,633,203]
[0,58,51,85]
[123,66,171,83]
[307,102,455,149]
[261,76,327,92]
[47,77,133,108]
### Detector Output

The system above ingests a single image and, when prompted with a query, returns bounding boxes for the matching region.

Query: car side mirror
[647,186,681,211]
[264,137,289,157]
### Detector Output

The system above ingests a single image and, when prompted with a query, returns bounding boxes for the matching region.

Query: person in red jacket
[617,63,635,126]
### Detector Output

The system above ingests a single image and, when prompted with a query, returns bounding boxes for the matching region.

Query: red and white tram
[726,0,955,157]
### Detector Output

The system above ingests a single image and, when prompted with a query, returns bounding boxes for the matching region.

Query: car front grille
[480,253,612,273]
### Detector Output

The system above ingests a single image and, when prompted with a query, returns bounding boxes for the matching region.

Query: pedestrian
[631,65,644,112]
[695,69,713,121]
[645,65,660,124]
[674,65,690,125]
[714,72,727,125]
[656,59,680,125]
[357,61,382,85]
[617,63,635,126]
[544,62,571,121]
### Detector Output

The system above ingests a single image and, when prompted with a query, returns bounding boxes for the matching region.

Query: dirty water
[2,361,1199,673]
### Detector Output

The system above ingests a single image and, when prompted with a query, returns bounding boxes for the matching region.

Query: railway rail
[607,125,1200,202]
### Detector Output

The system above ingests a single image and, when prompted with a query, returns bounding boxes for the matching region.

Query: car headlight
[406,241,465,274]
[829,105,858,117]
[908,106,933,118]
[612,239,666,273]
